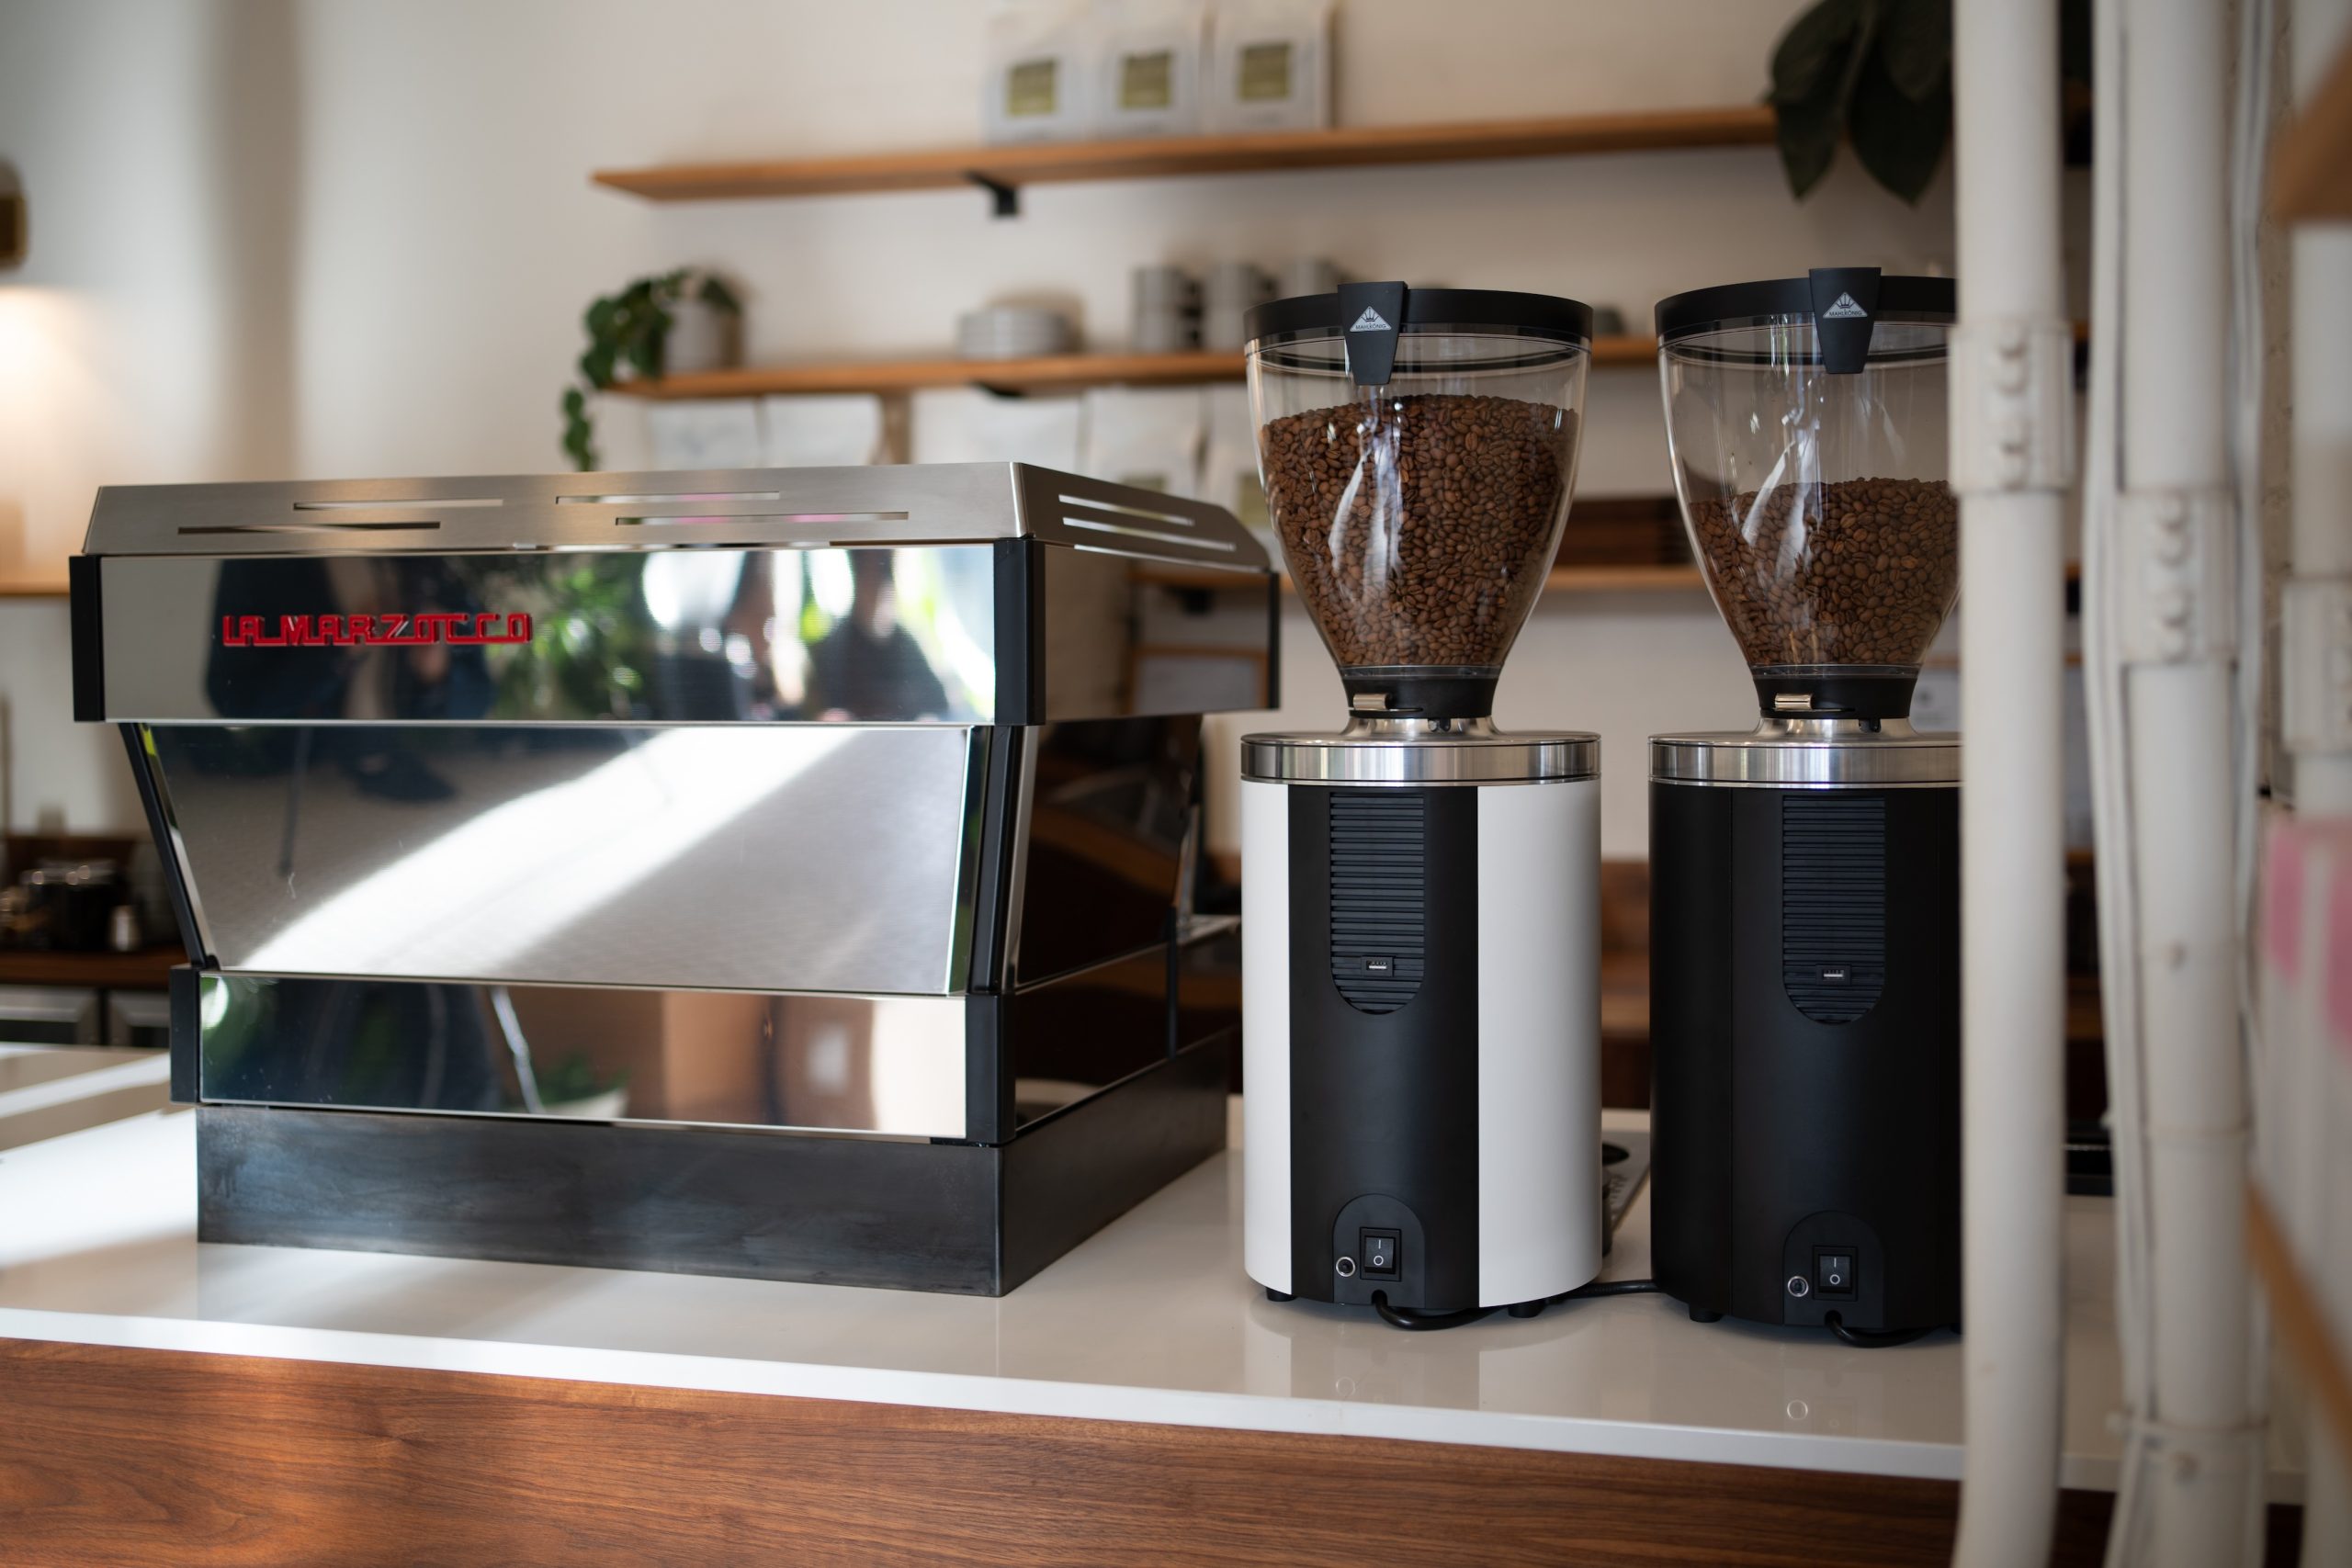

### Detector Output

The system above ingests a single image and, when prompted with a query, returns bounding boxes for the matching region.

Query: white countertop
[0,1098,2307,1497]
[0,1044,172,1152]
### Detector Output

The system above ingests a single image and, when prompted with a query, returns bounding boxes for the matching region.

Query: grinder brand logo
[218,612,534,649]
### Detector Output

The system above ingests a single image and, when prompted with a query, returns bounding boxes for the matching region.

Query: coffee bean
[1682,478,1959,669]
[1258,393,1575,671]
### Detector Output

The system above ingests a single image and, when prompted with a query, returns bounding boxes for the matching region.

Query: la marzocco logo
[219,612,534,649]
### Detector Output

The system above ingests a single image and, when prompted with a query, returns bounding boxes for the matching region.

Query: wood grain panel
[5,1338,2278,1567]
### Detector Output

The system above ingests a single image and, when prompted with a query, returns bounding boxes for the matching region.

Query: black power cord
[1371,1291,1496,1331]
[1555,1278,1664,1302]
[1825,1310,1933,1348]
[1369,1279,1665,1332]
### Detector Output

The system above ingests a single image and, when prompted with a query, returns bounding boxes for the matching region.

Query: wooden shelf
[0,945,183,991]
[2248,1184,2352,1466]
[1135,562,1702,595]
[593,107,1777,205]
[611,336,1658,400]
[0,575,69,600]
[2272,34,2352,220]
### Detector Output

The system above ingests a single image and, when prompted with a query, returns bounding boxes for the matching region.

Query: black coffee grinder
[1646,269,1962,1338]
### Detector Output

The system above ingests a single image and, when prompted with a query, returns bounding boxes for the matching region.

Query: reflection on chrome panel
[145,724,986,996]
[1012,719,1202,987]
[196,974,971,1138]
[107,547,1001,725]
[100,544,1272,726]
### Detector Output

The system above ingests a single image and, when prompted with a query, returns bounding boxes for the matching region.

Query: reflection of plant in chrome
[535,1049,628,1106]
[469,556,654,718]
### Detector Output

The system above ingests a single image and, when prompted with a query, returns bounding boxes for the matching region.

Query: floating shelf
[610,336,1659,400]
[2272,34,2352,220]
[0,574,69,600]
[593,106,1777,206]
[1135,562,1704,596]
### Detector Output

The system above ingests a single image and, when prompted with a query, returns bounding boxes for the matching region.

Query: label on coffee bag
[1007,58,1058,118]
[1238,41,1294,102]
[1120,50,1173,110]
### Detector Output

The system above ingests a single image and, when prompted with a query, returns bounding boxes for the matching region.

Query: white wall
[0,0,298,832]
[0,0,1958,852]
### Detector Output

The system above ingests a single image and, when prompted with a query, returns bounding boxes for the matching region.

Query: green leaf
[626,326,664,381]
[697,274,741,315]
[1771,0,1869,106]
[1878,0,1950,102]
[560,385,596,471]
[1849,56,1951,202]
[1775,91,1846,198]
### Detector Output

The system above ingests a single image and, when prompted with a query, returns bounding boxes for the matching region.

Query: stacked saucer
[956,305,1076,361]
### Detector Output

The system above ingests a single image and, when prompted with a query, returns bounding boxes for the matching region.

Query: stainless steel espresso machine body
[69,463,1276,1294]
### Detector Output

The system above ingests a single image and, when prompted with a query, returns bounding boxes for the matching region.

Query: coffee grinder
[1647,269,1962,1338]
[1238,284,1604,1322]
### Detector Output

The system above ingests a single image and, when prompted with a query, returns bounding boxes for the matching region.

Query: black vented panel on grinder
[1781,793,1886,1024]
[1329,790,1426,1014]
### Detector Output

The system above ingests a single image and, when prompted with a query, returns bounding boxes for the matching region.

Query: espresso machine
[1647,269,1962,1337]
[70,464,1273,1294]
[1238,284,1604,1322]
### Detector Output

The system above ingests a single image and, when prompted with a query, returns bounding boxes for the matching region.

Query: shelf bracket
[963,171,1019,219]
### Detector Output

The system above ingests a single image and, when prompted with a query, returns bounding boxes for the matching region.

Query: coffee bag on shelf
[982,1,1093,144]
[910,387,1086,472]
[759,395,887,467]
[1203,0,1330,133]
[1079,386,1204,499]
[1092,0,1204,138]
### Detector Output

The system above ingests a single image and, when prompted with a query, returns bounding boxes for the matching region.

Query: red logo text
[219,612,533,649]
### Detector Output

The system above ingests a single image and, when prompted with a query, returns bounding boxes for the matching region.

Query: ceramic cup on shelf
[1201,261,1273,352]
[1274,257,1343,299]
[1132,264,1200,354]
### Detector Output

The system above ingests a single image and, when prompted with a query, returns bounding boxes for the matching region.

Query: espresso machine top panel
[78,463,1262,560]
[71,464,1274,727]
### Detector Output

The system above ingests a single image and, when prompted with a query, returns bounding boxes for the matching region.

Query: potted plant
[559,268,743,469]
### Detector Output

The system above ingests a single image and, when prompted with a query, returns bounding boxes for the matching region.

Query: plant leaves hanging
[1878,0,1951,102]
[1770,0,1869,106]
[1770,0,1878,198]
[1848,45,1951,202]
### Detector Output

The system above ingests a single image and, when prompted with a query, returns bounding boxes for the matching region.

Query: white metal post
[2095,0,2265,1561]
[1948,0,2074,1562]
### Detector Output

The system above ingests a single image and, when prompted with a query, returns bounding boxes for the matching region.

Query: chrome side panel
[92,542,1271,725]
[1006,717,1202,989]
[141,725,986,995]
[100,547,999,725]
[193,974,972,1138]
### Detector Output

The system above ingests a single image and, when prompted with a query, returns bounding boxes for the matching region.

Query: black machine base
[1648,778,1962,1336]
[195,1032,1231,1296]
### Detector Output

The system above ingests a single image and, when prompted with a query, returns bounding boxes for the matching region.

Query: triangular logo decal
[1348,307,1392,332]
[1822,293,1868,319]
